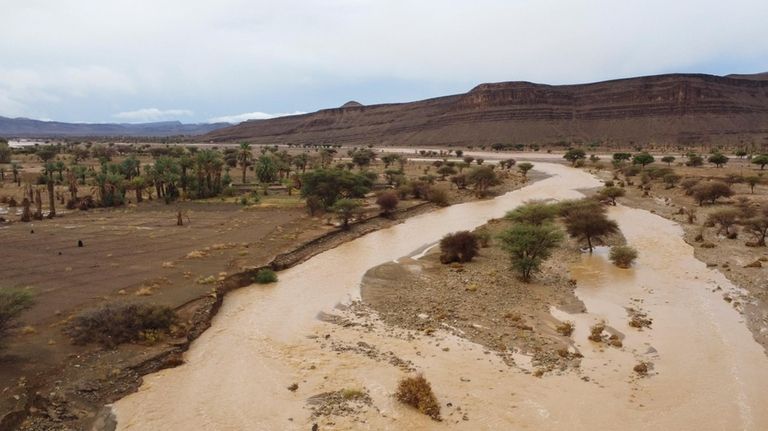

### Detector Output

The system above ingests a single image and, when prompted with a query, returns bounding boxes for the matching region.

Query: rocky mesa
[203,73,768,148]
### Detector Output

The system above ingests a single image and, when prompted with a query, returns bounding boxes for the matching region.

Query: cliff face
[203,73,768,147]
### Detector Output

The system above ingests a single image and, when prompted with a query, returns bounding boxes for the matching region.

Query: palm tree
[237,142,253,184]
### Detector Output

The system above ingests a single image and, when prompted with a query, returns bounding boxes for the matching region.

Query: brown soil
[0,159,526,430]
[360,218,625,376]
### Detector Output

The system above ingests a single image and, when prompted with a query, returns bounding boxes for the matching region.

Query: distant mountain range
[0,117,230,138]
[203,72,768,148]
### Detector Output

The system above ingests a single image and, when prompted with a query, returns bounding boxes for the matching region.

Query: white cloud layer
[207,111,306,124]
[1,0,767,122]
[113,108,193,122]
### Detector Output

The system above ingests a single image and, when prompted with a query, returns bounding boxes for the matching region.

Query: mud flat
[113,163,768,430]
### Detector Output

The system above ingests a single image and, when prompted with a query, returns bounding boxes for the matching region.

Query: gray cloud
[1,0,767,123]
[207,111,306,124]
[113,108,193,122]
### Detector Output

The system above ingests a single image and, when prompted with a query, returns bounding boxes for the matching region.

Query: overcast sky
[1,0,767,124]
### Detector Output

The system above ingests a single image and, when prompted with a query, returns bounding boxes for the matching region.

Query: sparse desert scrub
[439,231,479,264]
[588,321,606,342]
[556,321,575,336]
[66,302,176,348]
[609,245,638,268]
[376,190,399,216]
[0,288,34,346]
[254,268,278,284]
[394,375,441,420]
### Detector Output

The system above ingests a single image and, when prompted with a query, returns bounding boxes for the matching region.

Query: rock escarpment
[204,73,768,148]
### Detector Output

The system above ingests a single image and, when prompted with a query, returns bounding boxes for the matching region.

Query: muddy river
[113,163,768,430]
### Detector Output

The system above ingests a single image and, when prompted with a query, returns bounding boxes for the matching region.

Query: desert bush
[663,173,681,188]
[254,268,278,284]
[680,178,700,195]
[505,201,558,225]
[707,208,741,236]
[394,375,441,420]
[0,288,34,345]
[376,190,399,216]
[396,183,413,199]
[691,181,733,205]
[556,321,575,336]
[66,303,176,348]
[475,229,491,247]
[426,187,450,206]
[439,231,479,263]
[609,245,638,268]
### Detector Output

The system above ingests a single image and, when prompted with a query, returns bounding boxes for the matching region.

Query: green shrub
[426,187,450,206]
[254,268,278,284]
[609,245,638,268]
[395,375,441,420]
[0,288,34,345]
[66,303,176,348]
[439,231,479,263]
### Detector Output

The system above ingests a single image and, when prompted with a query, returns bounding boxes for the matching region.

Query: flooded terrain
[113,163,768,430]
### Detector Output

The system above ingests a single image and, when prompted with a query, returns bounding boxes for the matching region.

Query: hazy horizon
[2,0,767,124]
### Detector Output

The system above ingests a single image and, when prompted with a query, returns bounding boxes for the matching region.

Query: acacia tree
[691,181,733,205]
[332,199,362,229]
[745,176,761,193]
[505,201,558,225]
[498,223,563,281]
[752,155,768,170]
[632,152,655,168]
[707,208,740,236]
[466,166,500,197]
[563,148,586,166]
[517,162,533,178]
[708,153,729,168]
[661,155,676,166]
[562,200,618,252]
[599,186,625,205]
[300,169,373,208]
[743,213,768,246]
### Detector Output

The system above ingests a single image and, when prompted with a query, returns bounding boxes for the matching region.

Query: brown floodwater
[113,163,768,430]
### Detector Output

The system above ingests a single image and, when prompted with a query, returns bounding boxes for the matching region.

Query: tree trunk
[242,165,247,184]
[47,181,56,218]
[586,236,593,252]
[136,187,143,203]
[177,210,183,226]
[34,188,43,220]
[20,198,31,222]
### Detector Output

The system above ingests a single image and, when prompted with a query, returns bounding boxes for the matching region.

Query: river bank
[111,162,768,430]
[4,166,530,431]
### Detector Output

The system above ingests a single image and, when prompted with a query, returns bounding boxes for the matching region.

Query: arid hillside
[204,73,768,149]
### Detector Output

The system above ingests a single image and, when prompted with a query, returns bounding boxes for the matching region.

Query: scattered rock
[287,383,299,392]
[744,260,762,268]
